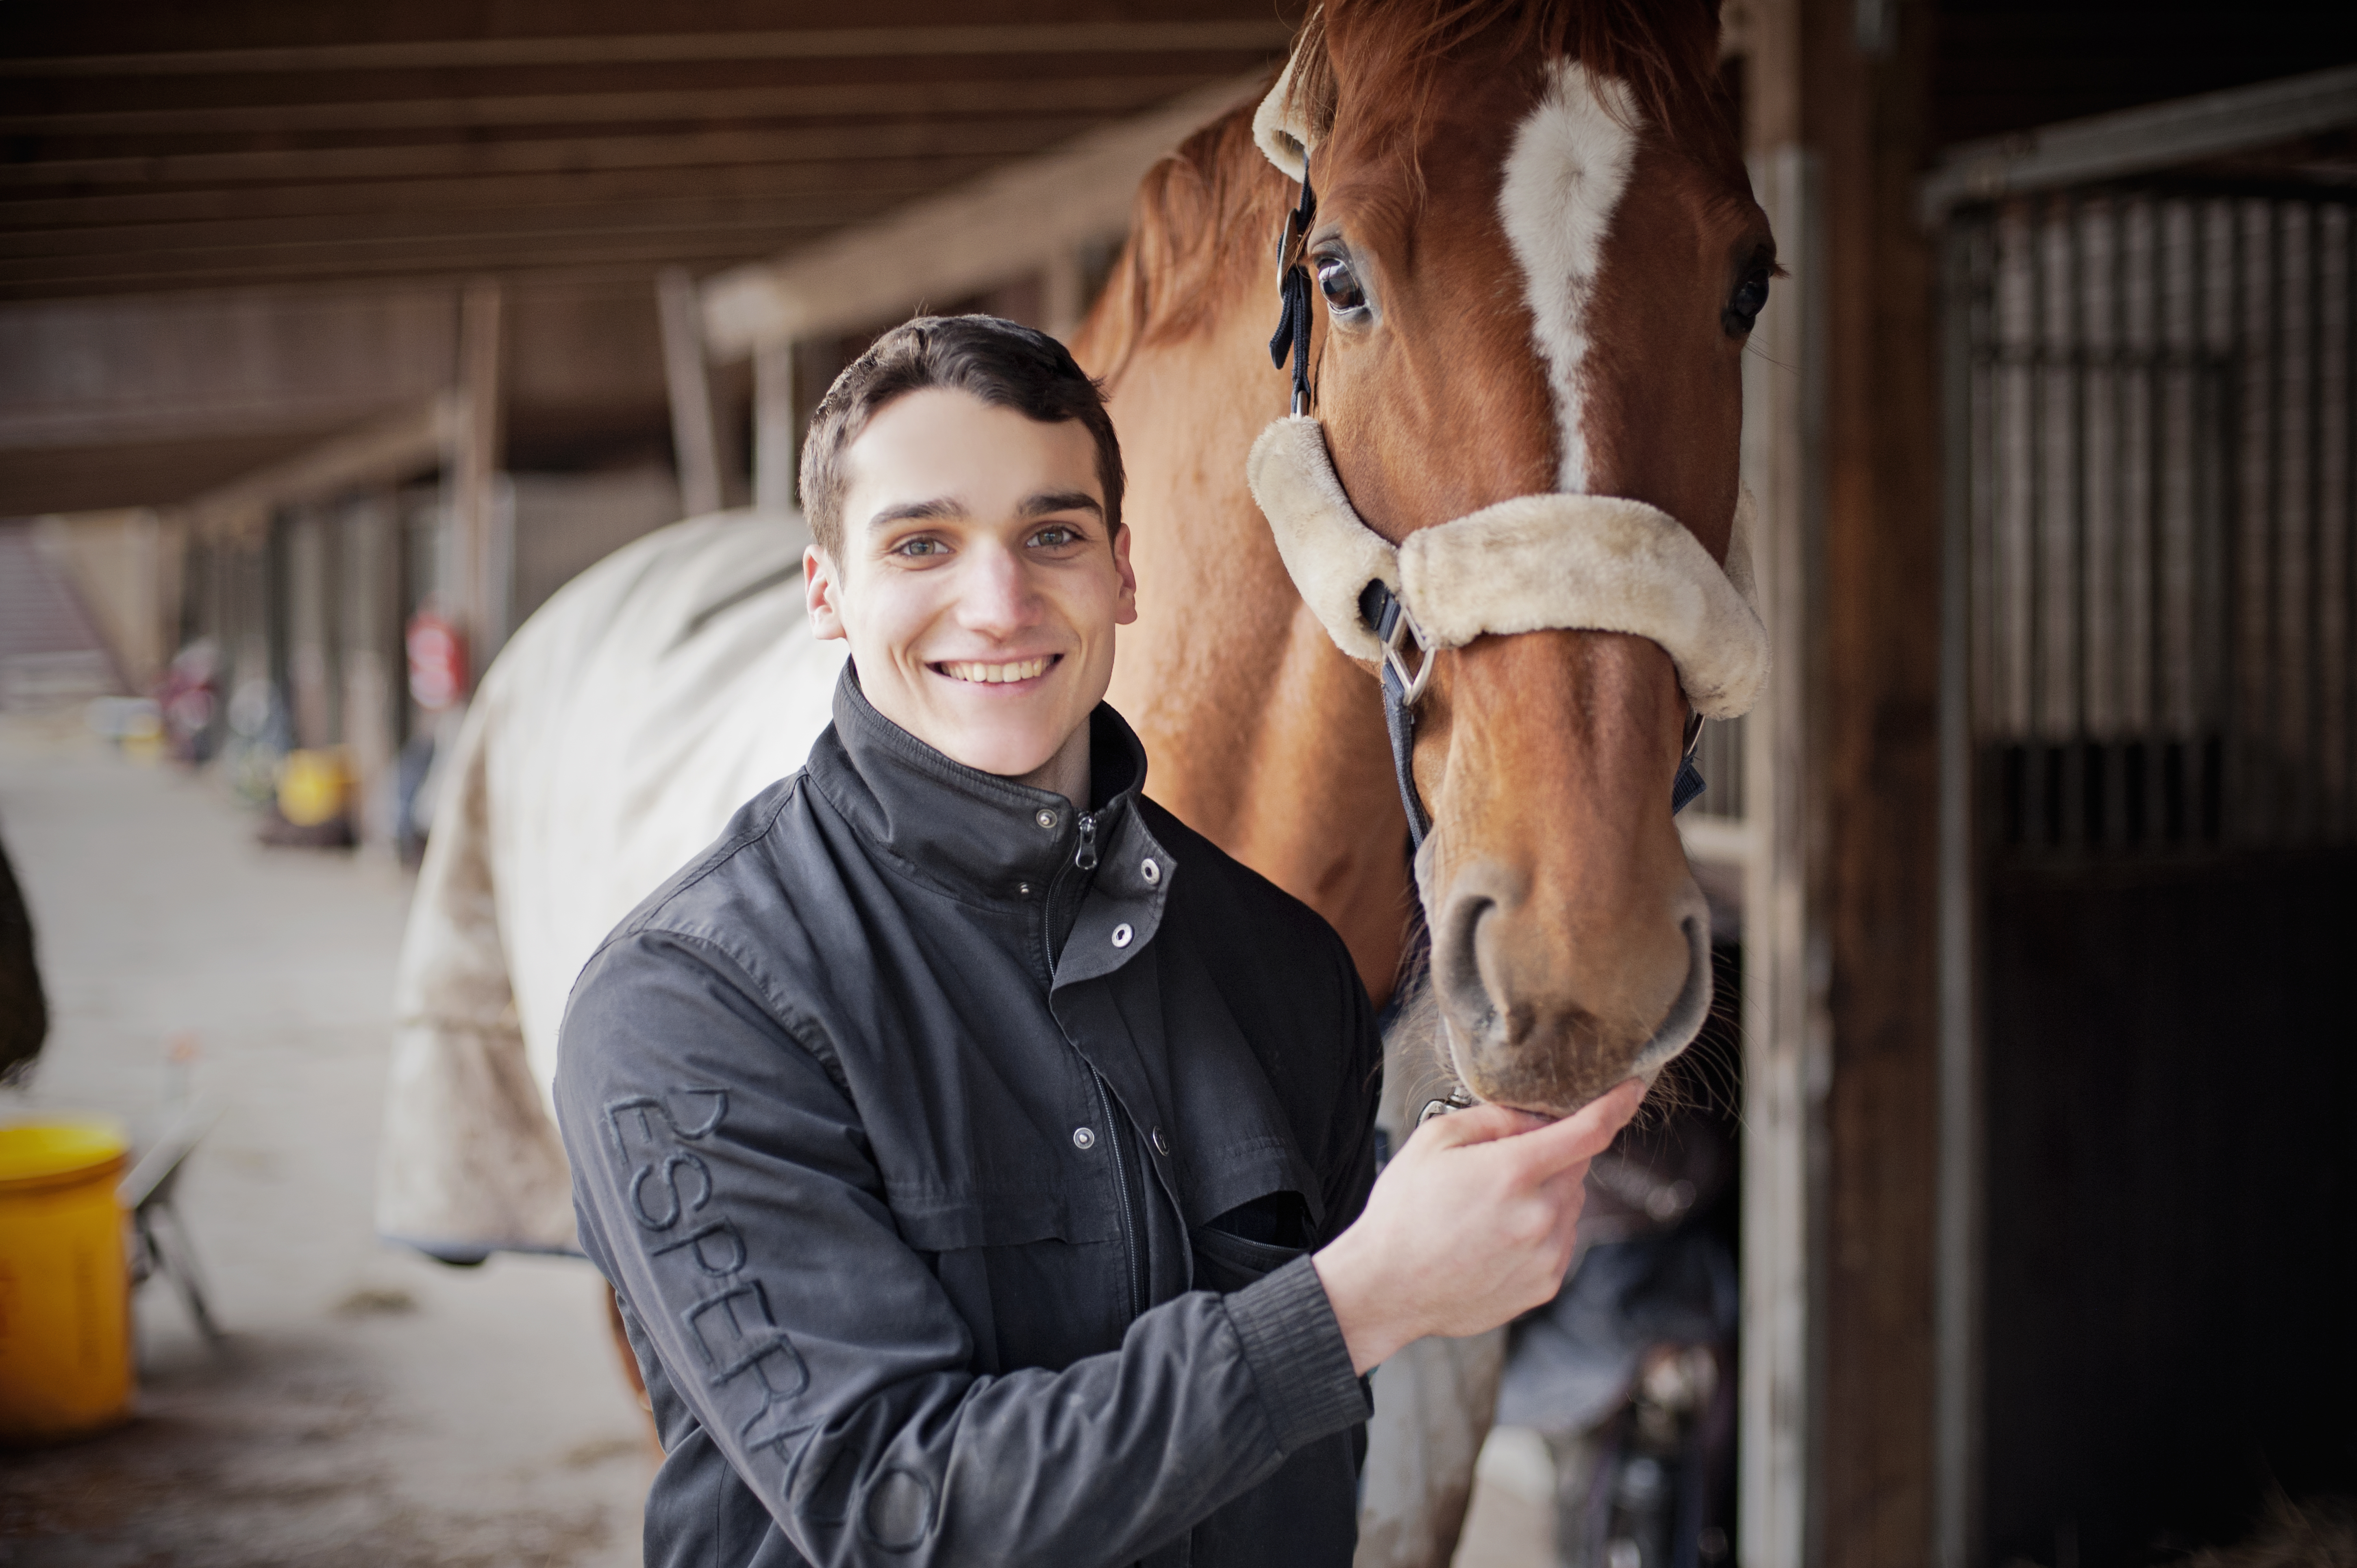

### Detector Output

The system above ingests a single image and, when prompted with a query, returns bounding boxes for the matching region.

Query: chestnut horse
[1081,0,1769,1113]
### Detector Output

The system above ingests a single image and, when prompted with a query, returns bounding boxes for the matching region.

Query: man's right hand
[1310,1078,1647,1374]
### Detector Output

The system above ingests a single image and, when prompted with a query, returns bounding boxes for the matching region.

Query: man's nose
[957,543,1042,635]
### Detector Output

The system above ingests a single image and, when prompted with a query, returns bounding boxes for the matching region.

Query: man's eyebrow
[1020,491,1103,519]
[866,495,966,529]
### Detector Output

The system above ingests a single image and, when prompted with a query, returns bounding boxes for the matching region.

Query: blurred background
[2,2,2354,1566]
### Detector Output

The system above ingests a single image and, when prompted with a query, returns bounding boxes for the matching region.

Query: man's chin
[920,707,1068,782]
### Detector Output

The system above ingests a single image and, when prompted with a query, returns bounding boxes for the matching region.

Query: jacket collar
[807,663,1151,901]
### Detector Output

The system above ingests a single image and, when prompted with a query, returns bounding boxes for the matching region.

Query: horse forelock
[1295,0,1726,165]
[1080,0,1734,388]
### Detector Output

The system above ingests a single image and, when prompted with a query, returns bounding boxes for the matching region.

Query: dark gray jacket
[555,672,1383,1568]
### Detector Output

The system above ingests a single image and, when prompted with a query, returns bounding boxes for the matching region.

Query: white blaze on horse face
[1497,64,1642,497]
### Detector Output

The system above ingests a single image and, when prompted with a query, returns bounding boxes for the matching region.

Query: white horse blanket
[376,510,843,1255]
[372,508,1497,1566]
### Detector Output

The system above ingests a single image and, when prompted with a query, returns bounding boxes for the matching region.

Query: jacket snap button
[1151,1127,1170,1156]
[1110,923,1134,948]
[1035,809,1058,830]
[1072,1126,1096,1151]
[1140,858,1161,885]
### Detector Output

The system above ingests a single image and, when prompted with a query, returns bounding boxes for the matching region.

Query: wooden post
[451,279,505,679]
[752,337,797,515]
[1739,0,1943,1561]
[1738,138,1832,1568]
[659,266,725,518]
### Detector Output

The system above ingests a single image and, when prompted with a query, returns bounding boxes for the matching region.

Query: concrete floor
[0,716,651,1568]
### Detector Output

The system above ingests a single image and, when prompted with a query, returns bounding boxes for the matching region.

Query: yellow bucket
[0,1119,134,1443]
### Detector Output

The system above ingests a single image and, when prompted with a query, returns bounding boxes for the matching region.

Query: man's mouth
[934,655,1057,685]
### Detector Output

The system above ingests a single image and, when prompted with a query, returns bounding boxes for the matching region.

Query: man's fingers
[1505,1079,1648,1175]
[1411,1102,1549,1151]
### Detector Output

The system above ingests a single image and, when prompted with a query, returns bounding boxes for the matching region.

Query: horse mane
[1079,0,1729,382]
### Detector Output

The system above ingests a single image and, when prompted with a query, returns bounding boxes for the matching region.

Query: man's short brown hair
[798,315,1125,560]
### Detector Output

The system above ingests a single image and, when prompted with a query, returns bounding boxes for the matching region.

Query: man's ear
[1111,525,1139,628]
[805,545,848,641]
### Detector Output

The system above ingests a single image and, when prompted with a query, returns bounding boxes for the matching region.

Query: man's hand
[1311,1078,1646,1374]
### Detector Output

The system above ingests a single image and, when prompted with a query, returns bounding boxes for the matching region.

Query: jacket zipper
[1092,1069,1145,1320]
[1043,810,1140,1320]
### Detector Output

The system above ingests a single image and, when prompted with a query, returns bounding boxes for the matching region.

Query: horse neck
[1075,141,1413,1001]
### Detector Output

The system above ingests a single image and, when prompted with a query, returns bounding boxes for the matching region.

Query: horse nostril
[1435,887,1501,1043]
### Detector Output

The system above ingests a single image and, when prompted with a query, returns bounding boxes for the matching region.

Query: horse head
[1248,1,1774,1116]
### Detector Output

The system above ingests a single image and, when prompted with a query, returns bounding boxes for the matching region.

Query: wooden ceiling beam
[704,73,1260,356]
[0,119,1092,190]
[0,74,1212,138]
[0,194,893,261]
[0,229,853,295]
[4,21,1291,78]
[0,157,995,230]
[185,392,455,539]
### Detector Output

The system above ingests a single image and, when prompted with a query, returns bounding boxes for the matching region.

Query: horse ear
[1252,47,1317,181]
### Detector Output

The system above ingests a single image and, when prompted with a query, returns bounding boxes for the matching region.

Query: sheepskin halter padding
[1245,416,1770,721]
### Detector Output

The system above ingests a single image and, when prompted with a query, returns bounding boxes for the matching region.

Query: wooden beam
[3,21,1292,78]
[751,339,796,515]
[186,394,456,539]
[0,119,1112,191]
[0,192,901,260]
[0,74,1217,139]
[0,224,851,294]
[701,73,1265,358]
[0,158,997,231]
[451,280,505,665]
[1802,0,1944,1560]
[1919,58,2357,221]
[657,267,722,519]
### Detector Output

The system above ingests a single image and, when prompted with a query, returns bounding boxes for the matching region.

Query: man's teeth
[941,657,1052,684]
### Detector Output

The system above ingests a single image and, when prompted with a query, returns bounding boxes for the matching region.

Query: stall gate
[1949,186,2357,1564]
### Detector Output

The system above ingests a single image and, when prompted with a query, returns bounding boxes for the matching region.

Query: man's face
[806,387,1136,782]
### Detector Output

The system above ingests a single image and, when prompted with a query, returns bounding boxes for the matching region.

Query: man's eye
[1030,525,1080,548]
[894,537,947,557]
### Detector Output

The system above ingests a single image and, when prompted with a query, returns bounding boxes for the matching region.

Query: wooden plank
[2,21,1292,77]
[701,73,1265,358]
[0,74,1215,138]
[0,120,1109,190]
[186,394,454,538]
[0,225,849,294]
[1920,59,2357,222]
[0,191,900,259]
[0,157,998,230]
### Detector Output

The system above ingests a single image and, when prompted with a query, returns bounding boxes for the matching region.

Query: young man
[555,317,1640,1567]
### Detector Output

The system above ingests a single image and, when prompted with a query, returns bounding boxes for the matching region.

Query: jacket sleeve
[556,925,1369,1568]
[1318,947,1385,1249]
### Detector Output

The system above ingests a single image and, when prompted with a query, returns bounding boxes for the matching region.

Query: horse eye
[1724,267,1771,337]
[1315,254,1369,317]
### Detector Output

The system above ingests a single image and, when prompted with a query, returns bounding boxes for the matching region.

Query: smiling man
[554,316,1639,1568]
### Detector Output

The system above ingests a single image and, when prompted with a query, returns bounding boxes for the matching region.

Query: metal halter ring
[1382,595,1437,708]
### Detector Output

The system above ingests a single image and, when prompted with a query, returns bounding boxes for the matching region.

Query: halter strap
[1267,160,1319,417]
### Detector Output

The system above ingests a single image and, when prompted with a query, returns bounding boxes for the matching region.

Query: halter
[1259,154,1766,848]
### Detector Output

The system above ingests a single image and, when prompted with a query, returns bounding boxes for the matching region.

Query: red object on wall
[406,611,467,711]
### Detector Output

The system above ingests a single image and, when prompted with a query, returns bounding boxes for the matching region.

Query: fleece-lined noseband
[1250,61,1770,845]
